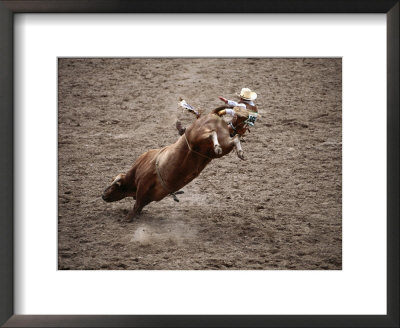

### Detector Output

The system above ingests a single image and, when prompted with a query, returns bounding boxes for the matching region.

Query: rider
[216,87,258,137]
[176,88,258,137]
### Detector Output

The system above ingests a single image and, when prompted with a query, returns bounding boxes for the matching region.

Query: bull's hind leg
[210,130,222,155]
[232,135,244,160]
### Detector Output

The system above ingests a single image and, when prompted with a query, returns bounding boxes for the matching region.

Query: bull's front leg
[210,131,222,155]
[126,201,143,222]
[126,191,150,222]
[232,135,244,160]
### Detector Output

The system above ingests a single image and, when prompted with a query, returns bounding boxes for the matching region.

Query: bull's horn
[111,173,125,186]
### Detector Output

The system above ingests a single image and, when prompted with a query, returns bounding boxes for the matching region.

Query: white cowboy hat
[239,88,257,101]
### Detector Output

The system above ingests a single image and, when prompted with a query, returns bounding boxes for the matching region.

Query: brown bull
[102,112,244,222]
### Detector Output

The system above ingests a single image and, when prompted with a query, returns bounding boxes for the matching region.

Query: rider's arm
[225,108,235,116]
[217,108,235,117]
[227,100,246,108]
[218,96,246,109]
[218,108,235,116]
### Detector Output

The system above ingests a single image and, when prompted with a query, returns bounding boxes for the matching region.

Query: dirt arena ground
[58,58,342,270]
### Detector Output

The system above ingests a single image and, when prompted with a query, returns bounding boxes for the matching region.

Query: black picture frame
[0,1,398,327]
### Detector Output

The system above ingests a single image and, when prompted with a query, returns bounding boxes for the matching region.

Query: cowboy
[176,88,258,137]
[216,88,258,137]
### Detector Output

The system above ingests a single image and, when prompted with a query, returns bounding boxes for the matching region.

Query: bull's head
[102,173,127,202]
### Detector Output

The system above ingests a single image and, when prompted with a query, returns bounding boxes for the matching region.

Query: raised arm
[218,96,245,108]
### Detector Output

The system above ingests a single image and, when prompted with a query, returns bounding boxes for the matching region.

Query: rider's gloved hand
[218,96,228,104]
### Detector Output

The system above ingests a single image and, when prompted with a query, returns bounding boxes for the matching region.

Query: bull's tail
[175,120,186,136]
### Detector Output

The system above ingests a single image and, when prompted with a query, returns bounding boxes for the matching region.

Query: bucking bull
[102,100,258,222]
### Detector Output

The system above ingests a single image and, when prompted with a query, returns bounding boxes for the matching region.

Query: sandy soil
[58,58,342,270]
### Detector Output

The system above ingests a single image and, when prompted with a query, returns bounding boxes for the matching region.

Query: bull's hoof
[125,216,134,223]
[214,144,222,155]
[237,150,245,160]
[125,211,136,222]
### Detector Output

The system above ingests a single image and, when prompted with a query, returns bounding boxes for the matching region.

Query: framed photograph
[1,1,398,327]
[58,56,343,272]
